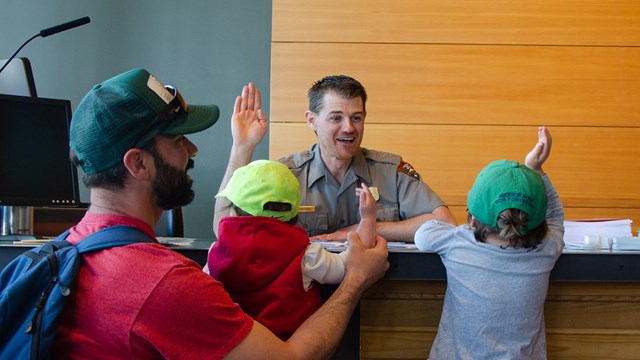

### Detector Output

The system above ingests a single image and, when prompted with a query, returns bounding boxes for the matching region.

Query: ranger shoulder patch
[398,161,420,180]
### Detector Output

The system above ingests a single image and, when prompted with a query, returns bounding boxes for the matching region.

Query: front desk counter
[2,240,640,359]
[0,239,213,272]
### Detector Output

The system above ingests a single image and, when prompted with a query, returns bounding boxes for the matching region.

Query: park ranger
[213,75,456,243]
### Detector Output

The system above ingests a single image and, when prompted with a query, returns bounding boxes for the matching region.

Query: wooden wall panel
[360,281,640,360]
[270,123,640,217]
[271,43,640,127]
[273,1,640,358]
[361,281,443,359]
[273,0,640,46]
[449,206,640,234]
[271,1,640,231]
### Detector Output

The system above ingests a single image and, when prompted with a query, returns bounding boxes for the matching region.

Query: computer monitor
[0,94,80,207]
[0,58,38,97]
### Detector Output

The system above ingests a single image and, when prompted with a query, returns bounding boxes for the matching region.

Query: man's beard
[151,152,195,210]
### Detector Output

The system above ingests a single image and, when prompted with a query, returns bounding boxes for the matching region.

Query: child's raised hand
[524,126,552,174]
[356,183,377,220]
[355,183,378,248]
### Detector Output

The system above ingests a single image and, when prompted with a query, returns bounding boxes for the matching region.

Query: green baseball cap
[467,160,547,232]
[216,160,300,222]
[70,68,219,174]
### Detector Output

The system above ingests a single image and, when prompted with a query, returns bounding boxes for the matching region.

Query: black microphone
[39,16,90,38]
[0,16,91,75]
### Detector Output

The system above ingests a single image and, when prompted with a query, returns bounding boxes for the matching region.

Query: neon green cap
[217,160,300,222]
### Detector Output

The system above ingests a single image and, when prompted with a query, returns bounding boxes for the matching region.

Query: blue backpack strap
[21,231,74,269]
[72,226,155,254]
[54,230,71,241]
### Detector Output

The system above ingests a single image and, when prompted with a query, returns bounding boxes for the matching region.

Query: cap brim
[162,104,220,135]
[215,189,227,199]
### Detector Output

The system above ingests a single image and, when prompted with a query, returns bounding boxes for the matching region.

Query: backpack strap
[22,231,74,269]
[68,226,155,254]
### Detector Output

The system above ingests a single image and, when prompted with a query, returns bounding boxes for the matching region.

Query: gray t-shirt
[414,176,564,360]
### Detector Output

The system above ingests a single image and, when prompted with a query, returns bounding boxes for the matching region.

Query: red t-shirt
[52,212,253,359]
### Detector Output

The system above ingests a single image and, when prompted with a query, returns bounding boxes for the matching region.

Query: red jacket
[208,216,322,340]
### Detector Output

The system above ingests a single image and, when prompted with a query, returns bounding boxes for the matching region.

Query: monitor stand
[0,206,37,240]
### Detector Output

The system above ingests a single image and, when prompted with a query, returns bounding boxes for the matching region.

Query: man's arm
[375,205,456,242]
[213,83,268,237]
[320,205,456,243]
[224,232,389,360]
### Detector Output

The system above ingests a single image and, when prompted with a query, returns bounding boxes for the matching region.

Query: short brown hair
[71,138,157,190]
[308,75,367,114]
[468,208,548,249]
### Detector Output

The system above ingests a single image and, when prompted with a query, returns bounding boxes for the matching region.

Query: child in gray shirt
[415,126,564,359]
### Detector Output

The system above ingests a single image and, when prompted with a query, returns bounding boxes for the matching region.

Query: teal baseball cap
[70,68,219,174]
[467,160,547,232]
[217,160,300,222]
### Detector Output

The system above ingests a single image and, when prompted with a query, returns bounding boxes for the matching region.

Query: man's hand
[343,232,389,289]
[524,126,552,175]
[309,225,356,242]
[232,82,268,150]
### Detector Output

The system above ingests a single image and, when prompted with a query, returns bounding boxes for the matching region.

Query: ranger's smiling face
[307,92,366,162]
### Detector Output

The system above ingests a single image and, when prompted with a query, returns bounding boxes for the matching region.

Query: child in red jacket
[208,159,376,340]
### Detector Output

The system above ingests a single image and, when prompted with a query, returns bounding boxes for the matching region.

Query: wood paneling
[271,123,640,227]
[271,43,640,127]
[273,0,640,46]
[449,206,640,234]
[272,1,640,357]
[360,281,640,359]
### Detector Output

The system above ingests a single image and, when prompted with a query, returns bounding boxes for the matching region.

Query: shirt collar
[307,144,324,188]
[307,144,372,188]
[351,148,371,183]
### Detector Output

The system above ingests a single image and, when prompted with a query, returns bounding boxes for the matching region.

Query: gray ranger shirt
[278,144,446,237]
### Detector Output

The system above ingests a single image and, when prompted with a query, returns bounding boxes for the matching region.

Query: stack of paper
[12,239,52,246]
[157,237,196,246]
[563,219,633,249]
[312,240,417,251]
[612,236,640,251]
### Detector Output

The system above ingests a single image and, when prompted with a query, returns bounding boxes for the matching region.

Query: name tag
[298,205,316,213]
